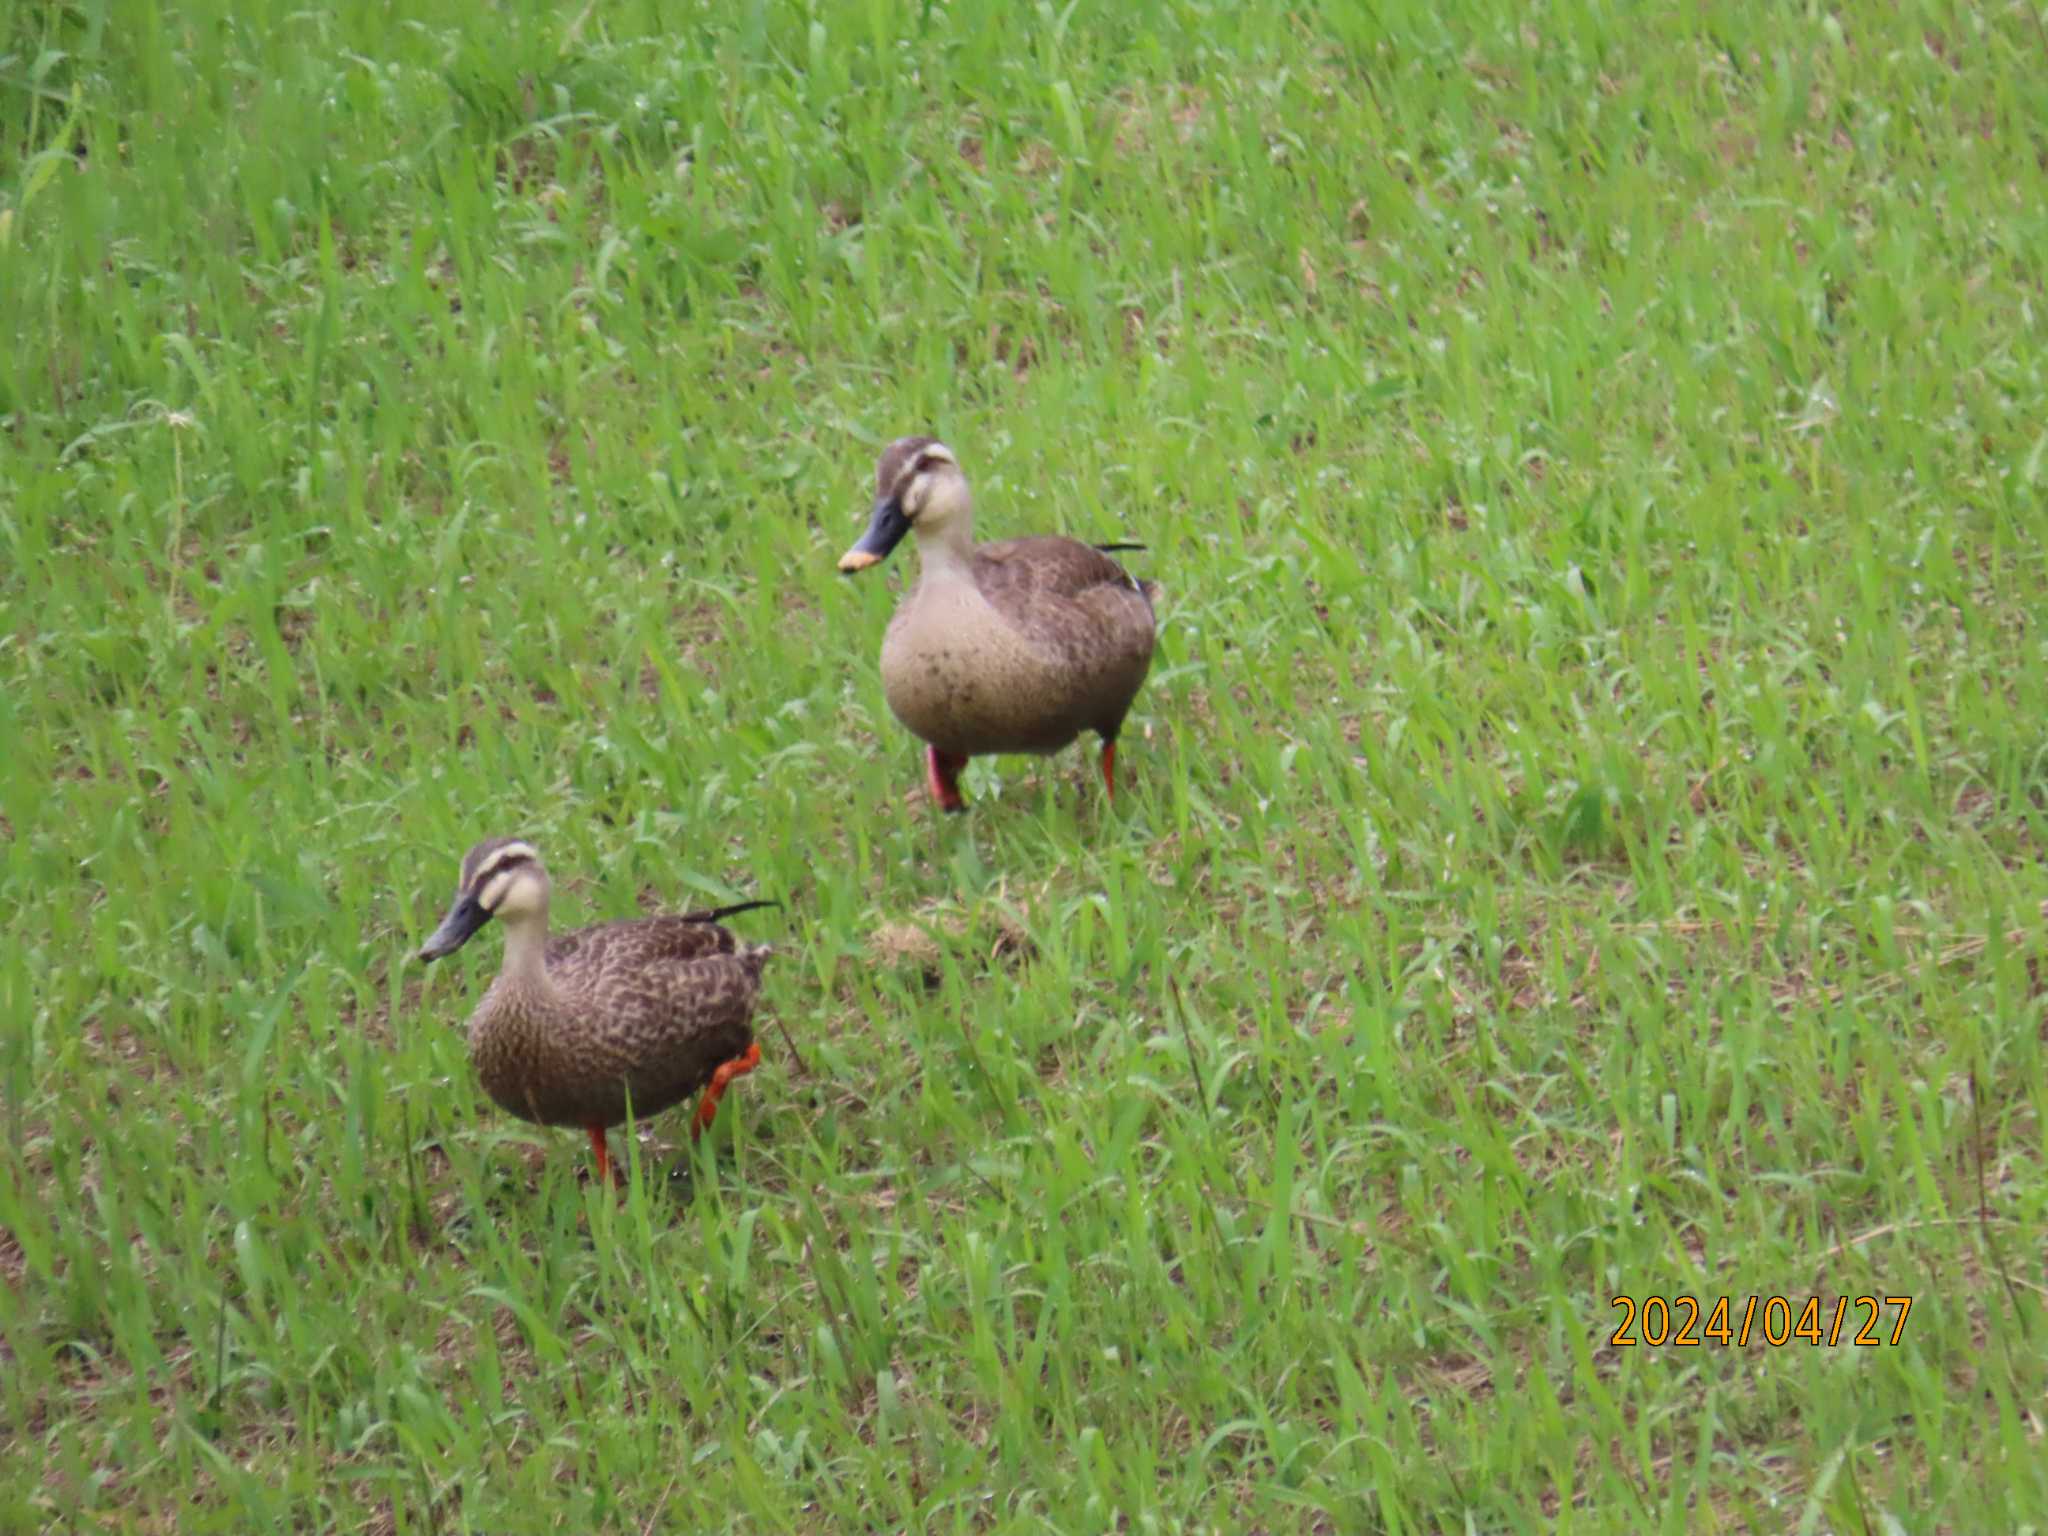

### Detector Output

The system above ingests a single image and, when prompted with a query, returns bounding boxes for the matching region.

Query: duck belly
[879,625,1096,756]
[876,569,1156,757]
[472,1023,706,1130]
[475,1046,602,1128]
[884,667,1089,755]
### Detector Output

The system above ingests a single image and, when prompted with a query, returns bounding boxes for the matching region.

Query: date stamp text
[1609,1295,1913,1348]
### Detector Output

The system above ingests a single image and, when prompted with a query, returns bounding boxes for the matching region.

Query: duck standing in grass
[417,836,774,1181]
[837,437,1160,811]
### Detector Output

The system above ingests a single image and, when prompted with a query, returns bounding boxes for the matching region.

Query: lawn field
[4,0,2047,1529]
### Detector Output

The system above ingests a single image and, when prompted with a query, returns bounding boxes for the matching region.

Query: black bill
[837,493,912,573]
[418,892,491,961]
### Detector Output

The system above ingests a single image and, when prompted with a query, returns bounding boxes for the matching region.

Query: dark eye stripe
[471,852,532,890]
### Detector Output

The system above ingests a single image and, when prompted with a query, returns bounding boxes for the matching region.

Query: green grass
[4,0,2047,1528]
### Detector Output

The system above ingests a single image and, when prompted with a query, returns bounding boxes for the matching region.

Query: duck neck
[497,913,553,995]
[913,511,976,580]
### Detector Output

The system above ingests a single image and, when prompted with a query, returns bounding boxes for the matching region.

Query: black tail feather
[1095,540,1147,553]
[684,898,781,924]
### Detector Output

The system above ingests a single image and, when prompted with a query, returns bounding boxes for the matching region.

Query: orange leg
[925,746,969,813]
[1099,740,1119,803]
[586,1125,613,1184]
[692,1040,763,1138]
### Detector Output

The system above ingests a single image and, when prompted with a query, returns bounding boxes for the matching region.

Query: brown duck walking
[837,437,1160,811]
[417,837,773,1181]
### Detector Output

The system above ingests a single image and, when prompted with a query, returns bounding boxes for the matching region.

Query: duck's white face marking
[471,841,545,918]
[900,443,969,531]
[486,865,549,920]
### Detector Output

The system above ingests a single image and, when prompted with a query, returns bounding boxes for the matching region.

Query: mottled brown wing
[543,914,742,970]
[973,537,1158,682]
[598,950,774,1122]
[564,933,771,1123]
[973,536,1145,605]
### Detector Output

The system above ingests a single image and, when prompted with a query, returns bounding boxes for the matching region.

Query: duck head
[837,437,971,573]
[418,836,552,961]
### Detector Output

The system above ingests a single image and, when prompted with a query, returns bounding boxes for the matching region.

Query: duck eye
[915,454,942,473]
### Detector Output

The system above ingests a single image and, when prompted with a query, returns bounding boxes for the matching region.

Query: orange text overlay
[1609,1295,1913,1348]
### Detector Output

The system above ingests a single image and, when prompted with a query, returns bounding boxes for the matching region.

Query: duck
[837,437,1160,811]
[416,836,774,1181]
